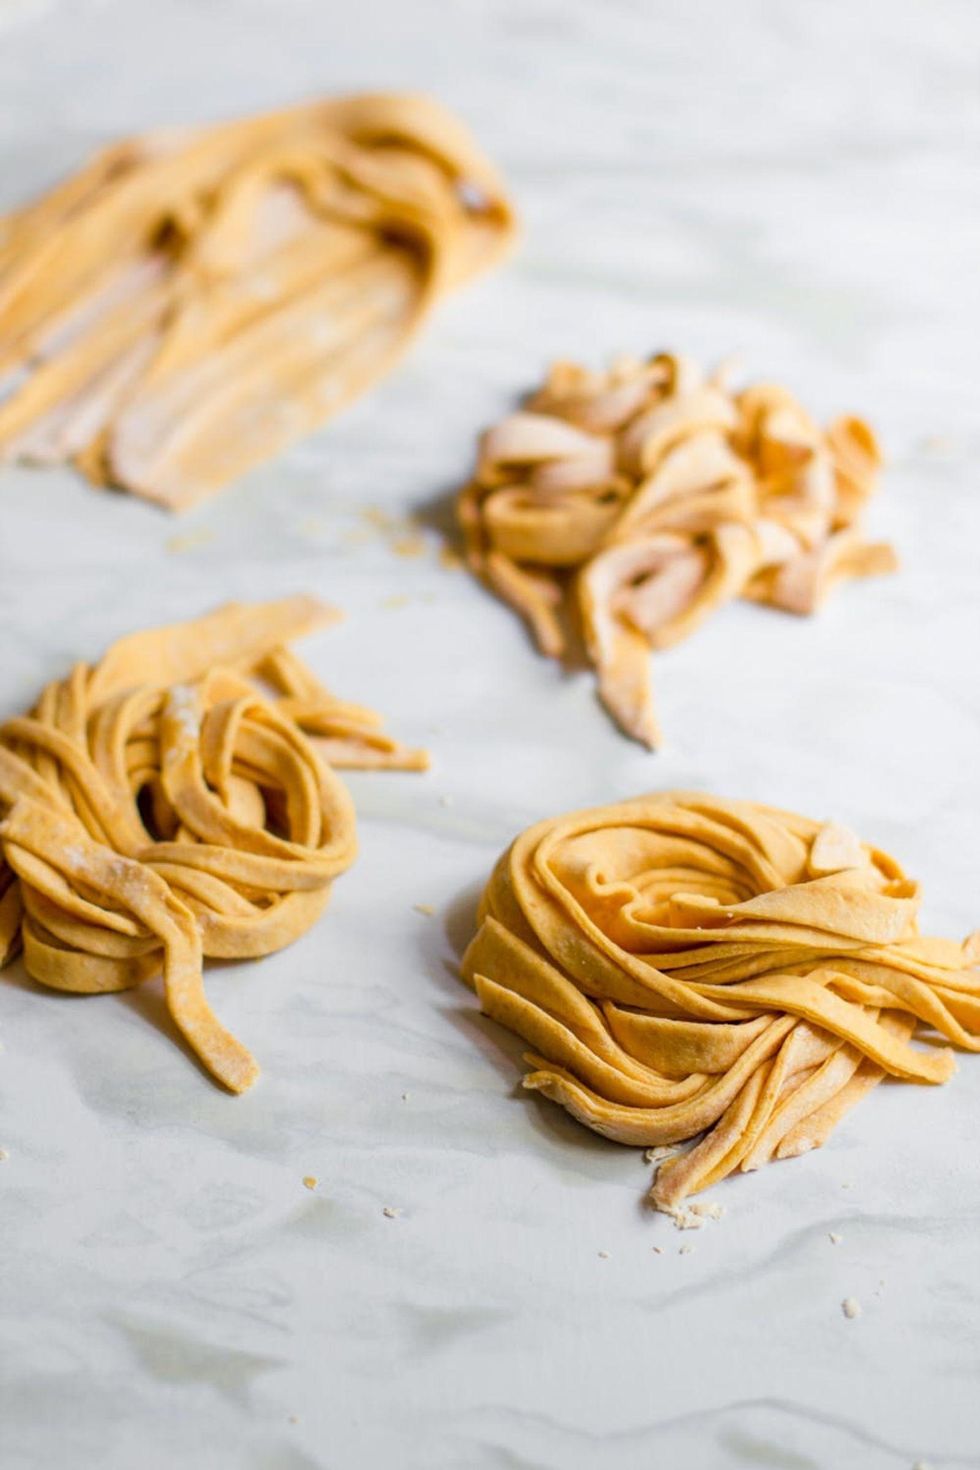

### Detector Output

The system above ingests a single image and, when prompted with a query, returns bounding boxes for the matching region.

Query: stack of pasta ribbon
[462,793,980,1211]
[0,93,515,508]
[459,353,897,745]
[0,596,427,1091]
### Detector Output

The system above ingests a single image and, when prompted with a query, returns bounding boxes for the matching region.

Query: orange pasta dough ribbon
[459,354,895,746]
[461,793,980,1211]
[0,596,427,1090]
[0,94,516,508]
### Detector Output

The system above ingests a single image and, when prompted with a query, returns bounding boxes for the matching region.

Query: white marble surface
[2,2,980,1467]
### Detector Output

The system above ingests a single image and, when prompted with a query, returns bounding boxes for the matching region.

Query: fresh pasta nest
[0,597,426,1090]
[462,792,980,1212]
[459,353,896,746]
[0,93,515,508]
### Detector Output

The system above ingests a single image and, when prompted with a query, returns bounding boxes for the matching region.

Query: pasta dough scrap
[0,93,515,508]
[459,353,896,746]
[460,793,980,1211]
[0,597,427,1091]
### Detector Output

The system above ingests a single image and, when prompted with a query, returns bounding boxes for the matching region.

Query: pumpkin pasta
[459,354,895,746]
[0,93,515,508]
[461,793,980,1211]
[0,596,427,1091]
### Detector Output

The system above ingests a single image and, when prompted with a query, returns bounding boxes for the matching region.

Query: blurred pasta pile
[0,93,515,507]
[460,353,896,745]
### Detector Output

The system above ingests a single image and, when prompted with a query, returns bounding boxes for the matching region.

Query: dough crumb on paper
[644,1145,676,1164]
[166,529,214,555]
[690,1201,724,1222]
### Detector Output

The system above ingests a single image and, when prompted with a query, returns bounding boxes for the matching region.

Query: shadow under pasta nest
[420,876,625,1168]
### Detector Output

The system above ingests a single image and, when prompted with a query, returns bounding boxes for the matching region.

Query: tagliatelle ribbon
[459,354,896,746]
[0,597,427,1091]
[461,793,980,1211]
[0,93,515,508]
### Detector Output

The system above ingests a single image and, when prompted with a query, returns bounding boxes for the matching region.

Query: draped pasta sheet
[0,597,427,1091]
[0,93,515,508]
[461,793,980,1211]
[459,354,896,746]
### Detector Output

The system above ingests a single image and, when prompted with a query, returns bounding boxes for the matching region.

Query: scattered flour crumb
[597,1250,609,1260]
[842,1297,861,1320]
[302,1176,318,1191]
[913,1461,934,1470]
[667,1201,725,1230]
[382,594,411,610]
[401,1092,411,1103]
[363,507,396,531]
[165,683,201,741]
[829,1232,842,1245]
[671,1208,704,1231]
[439,794,454,808]
[841,1181,852,1189]
[382,1206,402,1219]
[652,1245,664,1255]
[166,528,213,554]
[413,903,436,917]
[0,1148,8,1162]
[288,1414,299,1425]
[679,1244,694,1255]
[690,1201,724,1222]
[392,534,426,559]
[644,1146,675,1164]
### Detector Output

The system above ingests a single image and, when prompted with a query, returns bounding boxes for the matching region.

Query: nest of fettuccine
[0,597,427,1091]
[459,353,897,746]
[461,793,980,1212]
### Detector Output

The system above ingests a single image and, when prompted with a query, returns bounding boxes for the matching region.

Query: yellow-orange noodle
[0,94,515,508]
[459,354,895,746]
[0,597,426,1091]
[462,793,980,1211]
